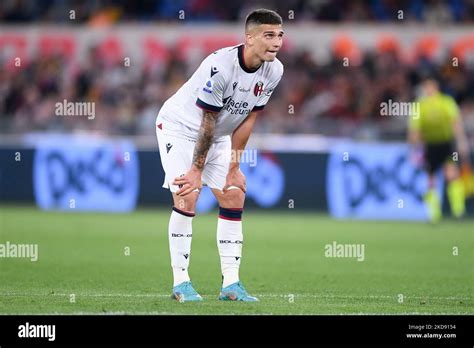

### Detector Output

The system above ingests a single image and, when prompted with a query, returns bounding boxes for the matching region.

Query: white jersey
[157,44,283,142]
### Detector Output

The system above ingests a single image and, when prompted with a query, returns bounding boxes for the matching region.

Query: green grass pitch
[0,205,472,315]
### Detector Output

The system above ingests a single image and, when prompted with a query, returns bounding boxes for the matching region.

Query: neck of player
[244,45,263,71]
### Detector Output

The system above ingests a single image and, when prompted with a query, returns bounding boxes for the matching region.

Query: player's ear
[245,32,254,46]
[245,24,259,46]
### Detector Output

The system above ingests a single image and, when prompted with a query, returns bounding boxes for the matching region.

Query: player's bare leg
[425,173,442,222]
[172,191,199,212]
[211,187,258,302]
[444,162,465,218]
[169,191,202,302]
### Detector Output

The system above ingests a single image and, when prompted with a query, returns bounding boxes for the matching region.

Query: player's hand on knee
[223,167,246,193]
[173,169,202,196]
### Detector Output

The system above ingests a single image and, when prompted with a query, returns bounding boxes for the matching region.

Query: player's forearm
[408,129,421,146]
[229,134,250,171]
[229,112,257,170]
[192,110,218,171]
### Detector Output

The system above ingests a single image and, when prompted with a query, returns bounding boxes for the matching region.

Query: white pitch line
[0,292,470,301]
[254,294,471,301]
[1,311,471,316]
[1,293,170,298]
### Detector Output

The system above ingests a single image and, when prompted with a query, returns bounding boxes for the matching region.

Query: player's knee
[220,188,245,208]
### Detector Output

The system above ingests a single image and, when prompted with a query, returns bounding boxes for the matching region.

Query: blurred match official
[408,78,471,222]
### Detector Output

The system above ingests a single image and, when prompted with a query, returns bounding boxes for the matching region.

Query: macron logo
[18,322,56,342]
[211,66,219,77]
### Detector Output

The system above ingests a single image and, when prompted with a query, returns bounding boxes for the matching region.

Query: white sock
[217,208,243,288]
[169,207,194,287]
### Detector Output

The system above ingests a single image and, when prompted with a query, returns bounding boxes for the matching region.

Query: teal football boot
[171,281,203,302]
[219,281,259,302]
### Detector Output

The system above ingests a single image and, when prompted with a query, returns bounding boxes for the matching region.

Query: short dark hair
[245,9,282,30]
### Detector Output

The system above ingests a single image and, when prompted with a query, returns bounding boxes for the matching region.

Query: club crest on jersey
[254,81,264,96]
[203,78,214,94]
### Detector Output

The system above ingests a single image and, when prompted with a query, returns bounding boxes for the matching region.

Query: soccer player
[155,9,284,302]
[408,78,470,222]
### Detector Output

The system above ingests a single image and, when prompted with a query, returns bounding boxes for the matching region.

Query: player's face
[250,24,284,62]
[422,80,439,96]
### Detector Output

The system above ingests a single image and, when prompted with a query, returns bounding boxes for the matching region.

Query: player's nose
[273,38,282,49]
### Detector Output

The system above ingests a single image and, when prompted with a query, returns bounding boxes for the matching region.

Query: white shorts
[156,115,231,193]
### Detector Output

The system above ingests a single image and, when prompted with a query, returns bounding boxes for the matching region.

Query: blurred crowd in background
[1,45,473,139]
[0,0,473,141]
[1,0,474,23]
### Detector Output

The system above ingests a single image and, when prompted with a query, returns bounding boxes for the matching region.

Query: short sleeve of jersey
[253,67,283,112]
[196,57,227,113]
[444,96,460,122]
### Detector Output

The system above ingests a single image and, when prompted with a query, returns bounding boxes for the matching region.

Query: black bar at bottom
[0,315,472,346]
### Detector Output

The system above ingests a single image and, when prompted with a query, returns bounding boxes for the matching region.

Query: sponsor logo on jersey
[203,78,213,93]
[232,82,237,91]
[211,66,219,77]
[254,81,264,96]
[239,87,250,93]
[223,97,251,116]
[166,143,173,153]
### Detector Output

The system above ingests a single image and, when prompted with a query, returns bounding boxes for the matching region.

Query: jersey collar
[238,44,262,74]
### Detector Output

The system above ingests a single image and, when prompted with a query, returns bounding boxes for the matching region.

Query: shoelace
[182,282,197,295]
[236,282,249,296]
